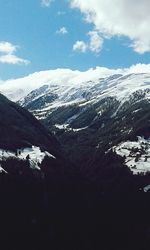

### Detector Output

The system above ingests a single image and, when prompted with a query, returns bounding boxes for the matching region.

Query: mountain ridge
[11,72,150,177]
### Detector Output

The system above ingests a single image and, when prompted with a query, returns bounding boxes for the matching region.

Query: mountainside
[0,93,59,150]
[0,93,75,177]
[18,73,150,118]
[14,72,150,176]
[1,79,150,249]
[0,93,86,249]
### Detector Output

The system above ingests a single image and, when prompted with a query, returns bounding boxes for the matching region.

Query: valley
[0,72,150,249]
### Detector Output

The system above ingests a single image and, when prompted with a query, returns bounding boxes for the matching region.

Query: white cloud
[0,54,30,65]
[0,41,30,65]
[0,42,17,54]
[73,41,87,52]
[56,27,68,35]
[69,0,150,54]
[127,63,150,74]
[41,0,54,7]
[73,30,103,54]
[88,31,103,53]
[2,64,150,101]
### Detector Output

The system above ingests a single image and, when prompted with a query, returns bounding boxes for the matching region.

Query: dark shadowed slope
[0,93,150,250]
[0,93,59,155]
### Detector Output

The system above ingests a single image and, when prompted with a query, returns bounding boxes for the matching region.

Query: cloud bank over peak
[69,0,150,54]
[1,64,150,101]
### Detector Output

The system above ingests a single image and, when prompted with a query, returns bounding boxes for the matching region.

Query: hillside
[0,94,86,249]
[11,72,150,177]
[1,75,150,250]
[0,93,58,151]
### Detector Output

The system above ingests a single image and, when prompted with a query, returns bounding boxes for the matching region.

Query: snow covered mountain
[11,72,150,176]
[2,70,150,175]
[16,72,150,120]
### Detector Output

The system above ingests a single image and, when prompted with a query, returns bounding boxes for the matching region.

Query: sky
[0,0,150,80]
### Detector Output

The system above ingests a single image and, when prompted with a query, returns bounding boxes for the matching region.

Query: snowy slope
[0,146,56,171]
[20,73,150,105]
[0,68,149,105]
[113,137,150,175]
[0,67,119,101]
[1,66,150,123]
[13,72,150,123]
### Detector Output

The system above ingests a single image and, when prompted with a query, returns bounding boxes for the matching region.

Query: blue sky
[0,0,150,80]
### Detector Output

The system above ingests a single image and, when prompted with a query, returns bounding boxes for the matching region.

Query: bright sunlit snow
[114,137,150,175]
[0,146,56,171]
[6,71,150,122]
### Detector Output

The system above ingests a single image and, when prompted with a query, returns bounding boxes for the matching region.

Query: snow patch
[72,126,88,132]
[55,124,69,130]
[0,146,56,171]
[113,137,150,175]
[143,185,150,193]
[55,124,88,132]
[0,165,8,174]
